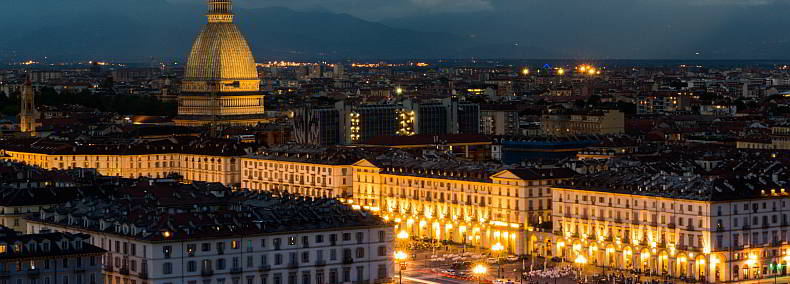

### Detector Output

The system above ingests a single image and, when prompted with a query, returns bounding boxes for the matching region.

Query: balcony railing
[343,256,354,265]
[315,260,326,266]
[288,262,299,269]
[139,272,148,279]
[201,269,214,277]
[119,267,129,275]
[230,267,243,274]
[0,271,10,278]
[258,265,271,272]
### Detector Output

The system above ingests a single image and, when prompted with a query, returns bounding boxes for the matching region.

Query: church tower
[174,0,268,127]
[20,80,37,136]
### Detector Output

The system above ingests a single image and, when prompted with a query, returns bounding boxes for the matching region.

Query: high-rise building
[294,99,481,145]
[19,80,37,136]
[174,0,269,127]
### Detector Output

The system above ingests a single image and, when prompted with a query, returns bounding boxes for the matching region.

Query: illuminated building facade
[553,171,790,283]
[240,146,366,198]
[174,0,268,127]
[0,139,249,186]
[240,147,572,255]
[350,160,572,255]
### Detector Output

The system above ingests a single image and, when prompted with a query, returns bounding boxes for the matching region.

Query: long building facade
[0,139,249,186]
[552,170,790,283]
[25,181,394,284]
[240,146,573,255]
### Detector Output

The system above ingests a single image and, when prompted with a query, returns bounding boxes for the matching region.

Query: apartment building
[24,181,394,284]
[553,166,790,283]
[0,226,106,284]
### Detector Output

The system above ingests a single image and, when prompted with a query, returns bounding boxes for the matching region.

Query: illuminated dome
[182,0,259,93]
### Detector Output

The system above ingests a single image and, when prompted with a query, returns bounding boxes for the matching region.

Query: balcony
[104,266,114,273]
[343,256,354,265]
[288,262,299,269]
[201,269,214,277]
[687,225,696,231]
[258,265,271,272]
[0,271,9,278]
[315,260,326,267]
[667,223,676,229]
[230,267,243,274]
[119,267,129,275]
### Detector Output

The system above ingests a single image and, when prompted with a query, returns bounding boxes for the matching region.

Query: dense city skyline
[3,1,790,284]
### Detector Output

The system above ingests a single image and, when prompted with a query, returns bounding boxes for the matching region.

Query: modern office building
[294,99,480,145]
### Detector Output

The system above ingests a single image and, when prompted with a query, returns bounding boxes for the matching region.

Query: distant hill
[0,0,541,62]
[5,0,790,62]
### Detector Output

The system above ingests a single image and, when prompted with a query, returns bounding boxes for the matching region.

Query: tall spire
[207,0,233,23]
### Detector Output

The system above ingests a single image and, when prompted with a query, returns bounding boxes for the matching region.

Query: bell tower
[20,79,37,136]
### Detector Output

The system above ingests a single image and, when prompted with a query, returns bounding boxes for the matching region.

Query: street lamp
[574,255,588,282]
[473,264,488,284]
[395,250,408,284]
[492,242,505,278]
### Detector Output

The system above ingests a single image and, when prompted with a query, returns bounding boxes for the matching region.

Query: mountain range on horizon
[2,0,790,63]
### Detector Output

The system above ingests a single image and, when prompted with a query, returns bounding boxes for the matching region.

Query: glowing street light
[397,230,409,240]
[472,264,487,284]
[395,250,408,284]
[521,68,529,75]
[575,254,588,265]
[492,242,504,278]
